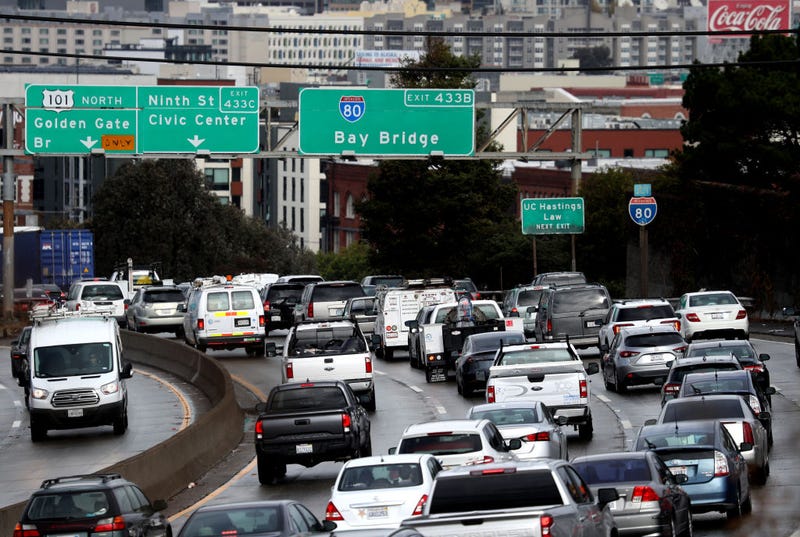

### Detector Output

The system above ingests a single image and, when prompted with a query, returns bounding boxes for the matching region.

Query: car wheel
[113,411,128,436]
[669,516,678,537]
[197,343,207,353]
[257,454,277,485]
[795,339,800,368]
[754,459,769,485]
[679,511,693,537]
[578,417,593,441]
[741,492,752,514]
[30,418,47,443]
[363,389,376,412]
[603,369,616,393]
[425,367,434,384]
[363,437,373,457]
[383,347,394,360]
[616,371,628,394]
[726,488,743,519]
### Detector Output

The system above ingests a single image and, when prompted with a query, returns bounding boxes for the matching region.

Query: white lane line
[595,394,611,403]
[435,405,447,415]
[13,400,22,408]
[620,419,632,430]
[407,385,423,393]
[12,420,21,428]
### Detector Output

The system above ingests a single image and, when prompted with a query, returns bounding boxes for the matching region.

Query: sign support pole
[570,108,583,272]
[640,225,648,298]
[2,102,16,319]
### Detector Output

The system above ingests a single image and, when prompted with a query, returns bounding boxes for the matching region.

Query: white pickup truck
[407,299,524,383]
[280,320,376,411]
[400,459,619,537]
[485,341,600,440]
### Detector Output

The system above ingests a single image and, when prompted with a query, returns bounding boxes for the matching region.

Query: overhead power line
[1,11,799,39]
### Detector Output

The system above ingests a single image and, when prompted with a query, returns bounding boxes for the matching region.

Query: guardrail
[0,332,244,536]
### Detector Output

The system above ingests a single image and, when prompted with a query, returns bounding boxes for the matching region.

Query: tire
[425,367,433,384]
[795,339,800,368]
[603,370,616,393]
[383,347,394,360]
[616,372,628,394]
[113,411,128,436]
[726,488,743,519]
[363,389,376,412]
[754,459,769,485]
[257,454,277,485]
[30,419,47,443]
[197,343,207,353]
[245,347,256,357]
[741,492,752,514]
[363,437,373,457]
[456,374,464,395]
[578,416,593,441]
[668,516,678,537]
[679,511,693,537]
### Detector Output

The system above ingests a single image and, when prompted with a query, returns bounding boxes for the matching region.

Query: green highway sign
[24,85,260,155]
[298,88,475,156]
[521,197,585,235]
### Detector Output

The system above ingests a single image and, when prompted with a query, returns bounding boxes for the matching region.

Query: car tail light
[686,313,701,322]
[631,486,660,502]
[412,494,428,516]
[255,419,264,435]
[619,350,640,358]
[511,307,518,314]
[13,525,40,537]
[523,432,550,442]
[285,362,294,380]
[748,396,761,414]
[75,303,81,311]
[541,515,554,537]
[487,385,496,403]
[736,309,747,320]
[661,319,681,332]
[263,300,271,312]
[672,345,687,354]
[325,502,344,521]
[94,516,126,533]
[579,379,588,399]
[465,455,494,466]
[714,450,730,476]
[307,303,314,318]
[342,413,352,432]
[474,292,481,300]
[258,314,265,327]
[365,355,373,373]
[197,318,205,330]
[742,421,755,445]
[546,319,552,334]
[663,383,680,395]
[743,364,763,373]
[613,323,634,335]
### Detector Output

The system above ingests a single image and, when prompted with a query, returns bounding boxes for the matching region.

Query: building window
[333,192,340,217]
[623,148,635,158]
[291,177,296,202]
[300,207,304,232]
[282,206,287,226]
[345,194,355,218]
[291,207,296,230]
[204,168,229,190]
[644,149,669,158]
[300,178,304,202]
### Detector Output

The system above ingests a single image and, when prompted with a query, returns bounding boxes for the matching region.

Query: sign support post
[629,186,657,298]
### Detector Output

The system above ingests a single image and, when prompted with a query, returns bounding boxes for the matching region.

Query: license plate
[330,307,343,317]
[608,498,624,511]
[671,465,688,476]
[585,319,600,328]
[367,507,389,519]
[271,315,282,321]
[296,443,313,454]
[235,318,250,327]
[710,313,724,319]
[67,408,84,418]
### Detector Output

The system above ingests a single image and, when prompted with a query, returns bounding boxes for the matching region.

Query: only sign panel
[629,196,657,226]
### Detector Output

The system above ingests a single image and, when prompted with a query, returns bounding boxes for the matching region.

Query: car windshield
[471,334,526,352]
[573,458,650,484]
[399,433,482,455]
[82,285,124,300]
[26,491,111,520]
[670,363,741,384]
[267,287,303,301]
[314,285,364,301]
[143,289,185,303]
[499,348,574,365]
[552,289,609,314]
[687,344,755,360]
[338,463,423,491]
[270,387,347,411]
[688,293,738,307]
[181,506,283,537]
[625,332,684,347]
[34,342,113,377]
[617,305,675,321]
[517,289,544,306]
[470,407,542,425]
[636,431,713,449]
[661,399,745,421]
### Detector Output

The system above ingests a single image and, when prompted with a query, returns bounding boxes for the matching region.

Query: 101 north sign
[25,85,260,155]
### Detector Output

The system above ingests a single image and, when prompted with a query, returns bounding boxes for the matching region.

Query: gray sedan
[601,325,687,393]
[124,285,187,336]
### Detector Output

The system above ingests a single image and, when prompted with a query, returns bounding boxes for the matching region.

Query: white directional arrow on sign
[80,136,98,149]
[188,135,206,148]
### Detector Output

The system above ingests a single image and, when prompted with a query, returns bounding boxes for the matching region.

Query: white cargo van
[23,311,132,442]
[181,278,266,355]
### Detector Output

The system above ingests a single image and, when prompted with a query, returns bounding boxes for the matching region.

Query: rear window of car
[661,399,745,421]
[688,293,738,307]
[617,305,675,322]
[517,289,544,306]
[681,377,749,395]
[26,491,111,520]
[573,458,650,485]
[267,286,304,301]
[624,332,684,348]
[143,289,186,303]
[312,285,364,302]
[470,407,541,425]
[669,362,741,384]
[552,289,609,314]
[471,333,526,352]
[81,285,124,300]
[635,431,714,450]
[686,345,755,360]
[269,387,347,411]
[338,463,423,491]
[398,433,482,455]
[428,470,563,513]
[499,348,574,364]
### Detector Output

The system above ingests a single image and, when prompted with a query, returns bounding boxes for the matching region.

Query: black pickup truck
[254,380,372,484]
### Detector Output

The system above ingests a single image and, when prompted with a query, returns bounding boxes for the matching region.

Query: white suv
[597,298,680,349]
[65,280,129,326]
[390,419,520,469]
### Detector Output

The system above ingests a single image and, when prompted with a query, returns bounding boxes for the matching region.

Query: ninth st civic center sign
[521,197,585,235]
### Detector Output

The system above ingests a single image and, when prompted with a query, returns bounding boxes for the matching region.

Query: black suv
[14,473,171,537]
[260,282,306,335]
[533,283,611,348]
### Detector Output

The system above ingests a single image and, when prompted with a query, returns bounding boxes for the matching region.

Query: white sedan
[325,454,443,530]
[467,401,569,460]
[675,290,749,342]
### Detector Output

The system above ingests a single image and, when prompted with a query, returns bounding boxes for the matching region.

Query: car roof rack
[41,473,124,489]
[30,307,114,324]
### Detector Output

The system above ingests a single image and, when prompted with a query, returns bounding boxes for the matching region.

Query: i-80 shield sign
[629,196,657,226]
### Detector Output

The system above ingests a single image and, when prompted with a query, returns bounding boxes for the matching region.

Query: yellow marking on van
[212,311,249,317]
[208,332,256,337]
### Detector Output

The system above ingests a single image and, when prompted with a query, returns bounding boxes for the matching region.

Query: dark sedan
[177,500,337,537]
[455,331,526,396]
[683,339,771,395]
[572,451,692,537]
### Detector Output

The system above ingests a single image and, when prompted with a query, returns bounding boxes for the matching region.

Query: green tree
[90,159,315,281]
[316,241,372,281]
[357,38,527,289]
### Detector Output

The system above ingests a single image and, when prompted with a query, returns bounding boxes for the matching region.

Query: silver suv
[294,281,366,324]
[533,283,611,348]
[597,298,680,349]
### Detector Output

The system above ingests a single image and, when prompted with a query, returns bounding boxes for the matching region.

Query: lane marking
[595,394,611,403]
[407,385,423,393]
[137,369,192,432]
[12,420,20,428]
[620,419,632,430]
[230,374,267,402]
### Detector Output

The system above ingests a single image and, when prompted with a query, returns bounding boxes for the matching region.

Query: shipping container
[0,229,95,290]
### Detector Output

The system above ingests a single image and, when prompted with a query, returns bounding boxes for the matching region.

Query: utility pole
[2,100,20,320]
[569,107,583,272]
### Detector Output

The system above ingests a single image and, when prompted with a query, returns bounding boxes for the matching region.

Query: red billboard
[707,0,791,41]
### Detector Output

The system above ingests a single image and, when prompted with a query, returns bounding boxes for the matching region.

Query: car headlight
[101,381,119,395]
[31,388,49,400]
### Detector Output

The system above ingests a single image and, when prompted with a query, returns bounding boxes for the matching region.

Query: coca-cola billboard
[707,0,791,41]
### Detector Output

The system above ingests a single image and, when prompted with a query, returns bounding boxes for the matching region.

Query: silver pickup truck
[485,341,599,440]
[400,459,618,537]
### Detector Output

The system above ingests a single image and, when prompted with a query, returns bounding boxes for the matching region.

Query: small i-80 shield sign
[629,196,657,226]
[339,96,365,123]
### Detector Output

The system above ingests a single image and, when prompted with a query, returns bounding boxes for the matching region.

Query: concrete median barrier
[0,332,244,535]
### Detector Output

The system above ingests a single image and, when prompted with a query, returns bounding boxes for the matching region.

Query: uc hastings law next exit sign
[25,85,260,155]
[521,197,585,235]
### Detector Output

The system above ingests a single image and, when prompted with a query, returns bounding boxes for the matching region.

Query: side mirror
[123,299,131,306]
[674,473,689,484]
[675,312,683,319]
[265,342,277,357]
[644,418,657,426]
[152,500,168,512]
[506,438,522,450]
[653,377,665,386]
[405,320,418,330]
[782,306,796,316]
[599,343,609,353]
[758,353,770,362]
[556,415,569,426]
[319,520,338,532]
[758,411,771,421]
[370,334,381,349]
[121,362,134,379]
[764,386,776,396]
[585,362,599,375]
[177,303,187,312]
[596,487,620,508]
[255,402,268,414]
[739,441,753,451]
[527,305,538,313]
[509,311,520,318]
[388,447,397,455]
